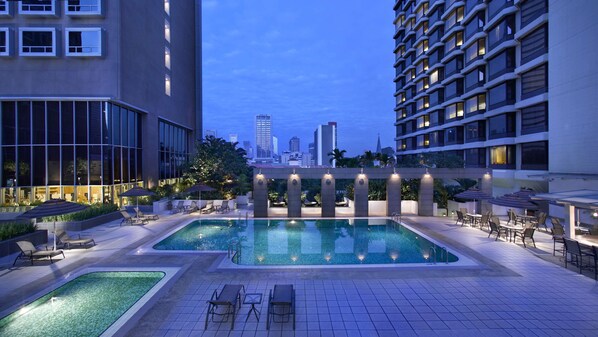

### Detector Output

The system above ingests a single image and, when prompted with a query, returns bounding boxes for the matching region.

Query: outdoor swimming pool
[153,219,459,265]
[0,271,165,337]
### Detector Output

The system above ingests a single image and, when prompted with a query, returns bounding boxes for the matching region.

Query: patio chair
[171,200,185,214]
[120,210,148,226]
[204,284,245,330]
[13,241,65,266]
[479,213,490,231]
[551,225,565,256]
[488,218,508,241]
[220,201,230,213]
[455,210,471,227]
[507,209,518,225]
[563,238,595,274]
[532,212,548,231]
[56,229,95,249]
[266,284,295,330]
[134,207,159,221]
[513,227,536,248]
[185,201,199,214]
[200,201,214,214]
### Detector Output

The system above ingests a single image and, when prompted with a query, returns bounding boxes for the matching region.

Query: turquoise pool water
[154,219,459,265]
[0,271,164,337]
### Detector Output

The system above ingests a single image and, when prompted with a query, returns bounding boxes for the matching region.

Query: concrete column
[354,173,369,217]
[321,174,335,217]
[253,173,268,218]
[480,172,493,214]
[287,174,302,218]
[387,173,402,216]
[418,171,434,216]
[565,203,576,239]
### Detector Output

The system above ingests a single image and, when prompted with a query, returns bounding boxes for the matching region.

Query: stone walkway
[1,213,598,337]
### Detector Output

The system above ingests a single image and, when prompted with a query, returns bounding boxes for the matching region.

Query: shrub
[0,222,37,241]
[43,203,119,222]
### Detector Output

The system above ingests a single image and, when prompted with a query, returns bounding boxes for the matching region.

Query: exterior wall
[548,0,598,178]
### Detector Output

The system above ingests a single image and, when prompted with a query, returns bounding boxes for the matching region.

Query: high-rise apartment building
[255,114,272,162]
[393,0,551,192]
[229,134,238,143]
[314,122,337,167]
[243,141,254,159]
[0,0,200,205]
[289,136,300,153]
[272,136,278,156]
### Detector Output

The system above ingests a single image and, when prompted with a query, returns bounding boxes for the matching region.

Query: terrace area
[1,210,598,337]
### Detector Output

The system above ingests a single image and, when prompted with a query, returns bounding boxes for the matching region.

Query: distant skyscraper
[229,134,238,143]
[308,142,315,166]
[255,114,272,162]
[272,136,279,156]
[314,122,337,166]
[289,136,300,152]
[376,134,382,153]
[205,130,217,138]
[243,141,254,159]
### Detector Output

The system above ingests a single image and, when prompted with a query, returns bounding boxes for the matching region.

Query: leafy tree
[360,150,376,167]
[328,148,346,167]
[183,136,251,198]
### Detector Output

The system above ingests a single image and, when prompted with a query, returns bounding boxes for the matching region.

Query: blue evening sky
[202,0,394,157]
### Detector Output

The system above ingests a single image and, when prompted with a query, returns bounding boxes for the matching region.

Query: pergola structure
[253,168,492,218]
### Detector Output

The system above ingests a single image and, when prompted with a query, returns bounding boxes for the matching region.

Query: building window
[416,58,428,75]
[429,46,444,65]
[464,12,485,41]
[165,74,171,96]
[445,31,463,54]
[465,121,485,142]
[0,28,8,56]
[416,96,429,111]
[429,89,444,107]
[416,134,430,148]
[488,80,516,109]
[521,64,547,99]
[430,68,443,85]
[159,120,189,180]
[445,6,464,31]
[521,0,548,28]
[416,39,428,56]
[164,20,171,43]
[445,55,463,77]
[521,102,548,135]
[429,109,443,126]
[19,28,56,56]
[444,79,463,101]
[521,141,548,170]
[416,77,429,93]
[19,0,55,15]
[66,0,102,15]
[464,66,485,91]
[521,24,548,64]
[164,0,170,15]
[445,102,464,121]
[488,47,515,80]
[488,15,515,50]
[165,46,171,69]
[465,148,486,168]
[0,1,8,15]
[488,0,514,19]
[465,94,486,115]
[444,126,463,145]
[66,28,102,56]
[488,113,515,139]
[428,130,444,147]
[465,38,485,65]
[490,145,515,169]
[417,115,430,129]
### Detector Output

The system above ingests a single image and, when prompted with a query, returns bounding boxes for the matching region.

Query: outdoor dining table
[516,214,536,225]
[500,224,523,242]
[466,213,482,227]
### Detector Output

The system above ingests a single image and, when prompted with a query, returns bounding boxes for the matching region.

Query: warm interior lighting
[324,253,332,262]
[357,254,365,262]
[389,251,399,261]
[164,20,170,42]
[165,74,171,96]
[164,47,170,69]
[164,0,170,15]
[291,255,298,262]
[257,255,264,262]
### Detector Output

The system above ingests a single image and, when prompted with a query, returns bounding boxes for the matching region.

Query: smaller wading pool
[153,219,460,265]
[0,271,165,337]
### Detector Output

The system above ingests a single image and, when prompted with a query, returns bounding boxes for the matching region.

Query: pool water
[0,271,165,337]
[154,219,458,265]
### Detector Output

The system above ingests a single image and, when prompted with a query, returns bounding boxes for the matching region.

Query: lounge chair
[303,199,318,207]
[120,210,148,226]
[204,284,245,330]
[200,201,214,214]
[266,284,295,330]
[56,229,95,249]
[335,197,349,207]
[134,207,159,221]
[271,197,286,207]
[184,201,199,214]
[171,200,185,214]
[220,201,230,213]
[13,241,65,266]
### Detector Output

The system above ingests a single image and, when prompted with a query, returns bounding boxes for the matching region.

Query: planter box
[37,211,122,232]
[0,229,48,258]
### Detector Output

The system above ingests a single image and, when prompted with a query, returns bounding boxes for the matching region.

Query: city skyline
[202,0,394,156]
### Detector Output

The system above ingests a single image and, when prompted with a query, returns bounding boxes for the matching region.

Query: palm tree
[360,150,376,167]
[328,148,346,167]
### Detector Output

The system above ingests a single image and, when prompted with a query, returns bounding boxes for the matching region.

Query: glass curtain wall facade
[158,119,190,184]
[0,100,142,205]
[393,0,549,171]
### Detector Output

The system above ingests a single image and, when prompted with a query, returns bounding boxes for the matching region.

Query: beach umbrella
[454,188,492,213]
[119,186,155,213]
[183,183,216,212]
[489,194,539,212]
[18,199,88,250]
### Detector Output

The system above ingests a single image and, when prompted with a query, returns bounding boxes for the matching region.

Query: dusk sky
[202,0,394,156]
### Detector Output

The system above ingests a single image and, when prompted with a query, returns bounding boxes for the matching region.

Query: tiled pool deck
[1,211,597,337]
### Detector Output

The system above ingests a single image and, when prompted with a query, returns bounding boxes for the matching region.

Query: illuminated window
[491,146,512,166]
[164,20,171,43]
[164,0,170,15]
[165,74,171,96]
[445,102,464,120]
[165,46,171,69]
[66,28,102,57]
